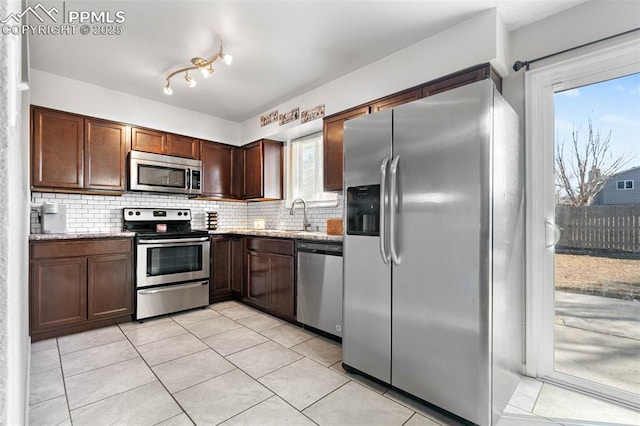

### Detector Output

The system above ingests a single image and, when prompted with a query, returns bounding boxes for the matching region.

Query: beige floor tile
[118,316,174,332]
[261,324,316,348]
[259,358,349,410]
[174,369,273,425]
[171,307,221,326]
[532,383,640,425]
[291,336,342,367]
[217,304,261,320]
[220,396,316,426]
[330,361,389,394]
[65,358,156,409]
[383,389,455,425]
[137,333,208,366]
[155,413,195,426]
[60,339,138,377]
[29,367,65,406]
[31,338,58,354]
[69,381,182,426]
[123,320,187,346]
[404,413,443,426]
[227,341,303,378]
[57,326,125,354]
[30,347,60,375]
[304,381,413,425]
[210,300,244,312]
[237,313,284,332]
[152,349,236,393]
[28,395,70,426]
[181,316,242,339]
[202,326,269,356]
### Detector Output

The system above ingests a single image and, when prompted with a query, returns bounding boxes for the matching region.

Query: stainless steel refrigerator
[342,79,523,426]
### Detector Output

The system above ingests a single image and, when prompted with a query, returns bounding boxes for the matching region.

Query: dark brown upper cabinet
[323,106,370,192]
[231,147,245,199]
[32,107,85,190]
[322,63,501,192]
[421,65,501,98]
[32,106,130,195]
[201,141,234,199]
[84,118,129,192]
[131,127,200,160]
[130,127,166,155]
[166,133,201,160]
[244,139,283,200]
[370,88,420,112]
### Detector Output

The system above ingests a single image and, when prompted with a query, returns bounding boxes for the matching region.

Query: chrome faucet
[290,198,312,231]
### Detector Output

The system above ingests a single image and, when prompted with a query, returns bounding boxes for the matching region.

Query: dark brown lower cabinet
[29,238,133,341]
[211,236,245,302]
[245,237,295,319]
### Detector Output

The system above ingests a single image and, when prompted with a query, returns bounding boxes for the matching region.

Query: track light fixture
[163,40,232,95]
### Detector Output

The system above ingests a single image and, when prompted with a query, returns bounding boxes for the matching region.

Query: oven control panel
[123,208,191,221]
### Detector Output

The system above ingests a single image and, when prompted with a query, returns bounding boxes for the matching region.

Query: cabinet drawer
[246,238,294,256]
[31,238,132,259]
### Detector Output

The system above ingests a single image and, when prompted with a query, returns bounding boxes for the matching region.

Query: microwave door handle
[186,168,191,190]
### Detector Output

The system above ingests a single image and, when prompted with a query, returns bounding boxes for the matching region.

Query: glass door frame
[525,34,640,409]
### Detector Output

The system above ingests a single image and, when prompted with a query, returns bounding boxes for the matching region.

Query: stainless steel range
[123,208,210,320]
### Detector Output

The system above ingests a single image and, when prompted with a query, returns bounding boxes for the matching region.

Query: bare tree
[555,117,634,206]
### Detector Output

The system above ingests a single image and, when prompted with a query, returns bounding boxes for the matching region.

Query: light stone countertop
[29,231,136,241]
[29,229,342,242]
[206,228,343,242]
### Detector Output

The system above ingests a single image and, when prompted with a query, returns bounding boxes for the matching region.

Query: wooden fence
[556,205,640,253]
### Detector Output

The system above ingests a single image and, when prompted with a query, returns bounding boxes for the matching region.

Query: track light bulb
[185,72,196,88]
[163,81,172,95]
[201,65,214,78]
[221,53,233,66]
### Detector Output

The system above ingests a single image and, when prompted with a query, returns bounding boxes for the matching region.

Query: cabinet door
[84,118,129,192]
[371,89,420,112]
[32,107,84,190]
[247,251,270,308]
[244,142,263,198]
[268,254,295,317]
[30,257,87,331]
[211,237,232,302]
[131,127,166,154]
[323,106,369,192]
[87,253,133,320]
[231,147,245,199]
[167,134,200,159]
[231,237,244,296]
[421,65,493,98]
[201,142,234,198]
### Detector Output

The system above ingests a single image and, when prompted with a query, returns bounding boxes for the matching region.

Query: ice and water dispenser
[346,185,380,236]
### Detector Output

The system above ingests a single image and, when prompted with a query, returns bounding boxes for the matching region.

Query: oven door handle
[138,281,208,294]
[138,237,210,244]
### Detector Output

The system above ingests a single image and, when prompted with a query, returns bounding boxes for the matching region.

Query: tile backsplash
[247,199,343,232]
[30,192,344,234]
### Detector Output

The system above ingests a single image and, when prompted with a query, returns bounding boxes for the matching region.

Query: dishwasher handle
[297,242,343,256]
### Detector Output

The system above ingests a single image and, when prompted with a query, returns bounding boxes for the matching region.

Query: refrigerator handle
[379,156,390,264]
[389,155,401,266]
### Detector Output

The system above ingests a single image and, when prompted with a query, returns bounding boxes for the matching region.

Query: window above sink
[285,132,338,208]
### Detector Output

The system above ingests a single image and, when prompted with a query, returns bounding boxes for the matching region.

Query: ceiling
[28,0,586,122]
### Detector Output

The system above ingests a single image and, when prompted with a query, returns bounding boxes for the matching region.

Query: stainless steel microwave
[129,151,202,195]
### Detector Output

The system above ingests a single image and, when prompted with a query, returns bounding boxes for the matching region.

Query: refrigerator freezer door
[391,80,493,425]
[343,109,393,383]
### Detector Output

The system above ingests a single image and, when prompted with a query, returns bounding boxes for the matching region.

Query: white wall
[240,9,508,143]
[502,0,640,118]
[1,1,30,421]
[29,69,242,145]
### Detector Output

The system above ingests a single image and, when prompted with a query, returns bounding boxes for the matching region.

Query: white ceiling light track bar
[163,40,232,95]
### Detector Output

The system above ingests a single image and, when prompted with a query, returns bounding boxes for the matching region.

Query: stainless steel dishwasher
[296,240,343,337]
